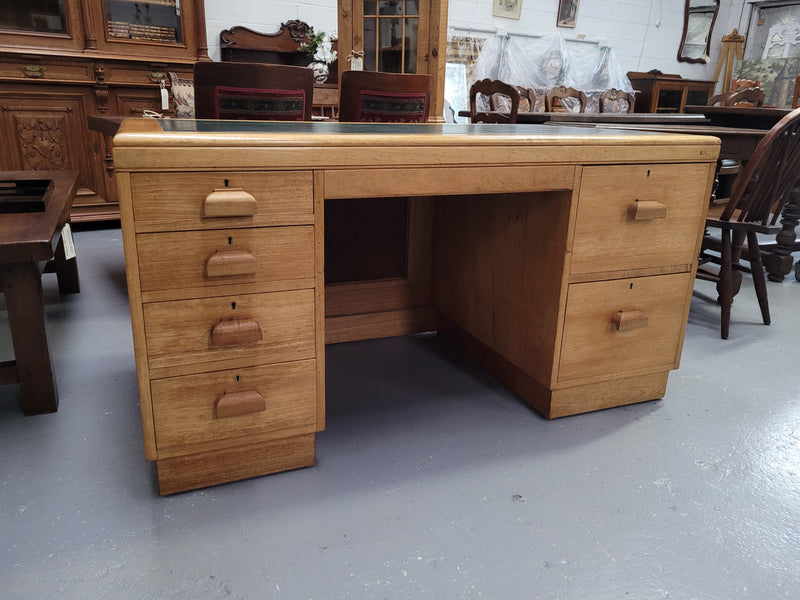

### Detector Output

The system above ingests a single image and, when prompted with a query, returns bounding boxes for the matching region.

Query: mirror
[678,0,719,63]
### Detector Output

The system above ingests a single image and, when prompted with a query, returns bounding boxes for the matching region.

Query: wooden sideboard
[628,71,716,114]
[112,119,718,494]
[0,0,208,222]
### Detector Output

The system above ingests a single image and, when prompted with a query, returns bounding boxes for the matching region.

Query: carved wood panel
[0,89,107,206]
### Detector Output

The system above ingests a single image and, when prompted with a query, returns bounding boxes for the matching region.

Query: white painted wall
[203,0,753,87]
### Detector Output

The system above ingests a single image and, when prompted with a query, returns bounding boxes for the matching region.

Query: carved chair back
[599,88,636,113]
[545,86,585,112]
[707,87,765,108]
[731,78,760,91]
[469,79,521,124]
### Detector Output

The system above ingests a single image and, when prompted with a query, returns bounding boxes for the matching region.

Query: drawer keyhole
[236,375,240,382]
[228,237,233,245]
[224,179,230,187]
[231,302,236,310]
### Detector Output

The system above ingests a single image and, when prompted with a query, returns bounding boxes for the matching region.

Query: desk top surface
[115,117,724,144]
[111,118,722,170]
[0,171,79,263]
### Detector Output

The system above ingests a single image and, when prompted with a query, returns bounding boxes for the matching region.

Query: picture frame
[556,0,579,28]
[493,0,523,20]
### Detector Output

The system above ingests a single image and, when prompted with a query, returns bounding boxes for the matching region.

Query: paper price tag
[61,223,76,260]
[161,86,169,110]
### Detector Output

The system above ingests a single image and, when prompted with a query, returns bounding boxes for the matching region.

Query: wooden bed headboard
[220,20,339,85]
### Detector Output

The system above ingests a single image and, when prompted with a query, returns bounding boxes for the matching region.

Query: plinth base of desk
[155,434,315,495]
[438,319,669,419]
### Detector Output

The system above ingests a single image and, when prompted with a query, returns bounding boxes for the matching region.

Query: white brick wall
[203,0,750,85]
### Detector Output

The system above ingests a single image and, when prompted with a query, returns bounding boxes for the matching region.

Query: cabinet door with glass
[95,0,203,61]
[0,0,84,52]
[358,0,428,73]
[338,0,447,117]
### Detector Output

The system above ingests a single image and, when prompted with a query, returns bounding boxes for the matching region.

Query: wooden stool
[0,171,79,415]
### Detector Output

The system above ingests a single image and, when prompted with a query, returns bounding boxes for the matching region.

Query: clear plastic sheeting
[445,31,634,119]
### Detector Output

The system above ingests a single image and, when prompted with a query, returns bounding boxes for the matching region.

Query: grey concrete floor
[1,226,799,600]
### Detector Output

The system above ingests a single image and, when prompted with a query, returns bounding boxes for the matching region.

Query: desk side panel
[433,188,573,386]
[116,171,157,460]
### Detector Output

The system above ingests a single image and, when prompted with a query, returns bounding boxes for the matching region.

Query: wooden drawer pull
[211,318,263,346]
[612,310,649,332]
[203,188,257,217]
[206,250,257,277]
[215,390,266,418]
[627,200,667,221]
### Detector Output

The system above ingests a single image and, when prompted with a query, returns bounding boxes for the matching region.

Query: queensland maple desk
[112,119,718,494]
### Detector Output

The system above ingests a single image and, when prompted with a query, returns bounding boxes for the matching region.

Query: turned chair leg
[718,228,733,339]
[747,230,771,326]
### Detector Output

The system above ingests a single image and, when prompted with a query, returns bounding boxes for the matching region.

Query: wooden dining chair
[515,86,532,113]
[599,88,636,113]
[193,61,315,121]
[545,85,585,112]
[338,71,433,122]
[468,79,520,124]
[707,87,765,108]
[696,107,800,339]
[731,77,760,91]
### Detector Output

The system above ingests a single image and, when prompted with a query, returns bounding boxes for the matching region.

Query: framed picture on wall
[493,0,522,20]
[557,0,579,28]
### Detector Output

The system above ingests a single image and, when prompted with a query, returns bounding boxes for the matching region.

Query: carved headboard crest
[220,20,313,49]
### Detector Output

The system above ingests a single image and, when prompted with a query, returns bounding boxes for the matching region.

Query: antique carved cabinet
[0,0,208,221]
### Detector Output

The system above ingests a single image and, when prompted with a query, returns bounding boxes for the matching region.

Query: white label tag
[61,223,76,260]
[350,57,363,71]
[161,86,169,110]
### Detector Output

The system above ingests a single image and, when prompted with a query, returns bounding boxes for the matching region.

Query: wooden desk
[111,119,718,494]
[0,171,79,415]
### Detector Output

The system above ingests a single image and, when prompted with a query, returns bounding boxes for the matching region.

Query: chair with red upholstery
[193,61,315,121]
[338,71,433,123]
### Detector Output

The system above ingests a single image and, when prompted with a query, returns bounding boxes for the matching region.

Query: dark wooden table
[457,110,710,125]
[0,171,80,415]
[543,121,767,161]
[683,105,791,129]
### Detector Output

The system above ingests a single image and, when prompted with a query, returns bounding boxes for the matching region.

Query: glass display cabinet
[338,0,447,120]
[0,0,208,221]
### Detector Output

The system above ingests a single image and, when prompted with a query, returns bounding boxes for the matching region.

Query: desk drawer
[143,289,315,372]
[571,164,710,276]
[151,360,317,455]
[557,273,691,382]
[137,226,314,292]
[130,171,313,232]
